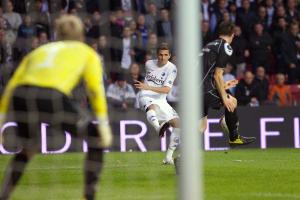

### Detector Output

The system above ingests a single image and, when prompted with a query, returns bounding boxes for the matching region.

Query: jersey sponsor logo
[146,73,164,85]
[224,43,233,56]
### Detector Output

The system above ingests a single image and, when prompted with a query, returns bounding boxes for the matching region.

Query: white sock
[146,109,160,131]
[165,128,180,161]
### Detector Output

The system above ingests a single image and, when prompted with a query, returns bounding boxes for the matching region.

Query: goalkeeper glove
[0,113,4,145]
[97,117,113,148]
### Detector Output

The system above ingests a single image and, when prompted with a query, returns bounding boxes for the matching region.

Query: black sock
[225,108,239,141]
[84,147,104,200]
[0,153,31,200]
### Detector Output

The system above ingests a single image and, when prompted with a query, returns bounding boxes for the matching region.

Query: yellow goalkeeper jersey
[0,41,108,119]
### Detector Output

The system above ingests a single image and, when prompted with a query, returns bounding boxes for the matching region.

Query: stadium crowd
[0,0,299,108]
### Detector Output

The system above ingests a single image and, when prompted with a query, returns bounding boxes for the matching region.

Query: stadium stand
[0,0,299,106]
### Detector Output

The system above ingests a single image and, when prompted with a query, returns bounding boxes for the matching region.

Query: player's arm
[134,81,171,93]
[135,65,178,93]
[0,55,29,126]
[214,67,228,100]
[83,51,112,147]
[214,68,236,112]
[224,79,238,90]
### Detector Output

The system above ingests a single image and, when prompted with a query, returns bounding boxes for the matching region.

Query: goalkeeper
[0,15,112,200]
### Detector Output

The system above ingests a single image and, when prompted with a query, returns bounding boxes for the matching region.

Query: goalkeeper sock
[146,109,160,131]
[225,108,239,141]
[84,147,103,200]
[0,152,31,200]
[165,128,180,161]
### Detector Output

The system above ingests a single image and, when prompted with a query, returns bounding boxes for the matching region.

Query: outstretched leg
[146,105,160,132]
[0,149,35,200]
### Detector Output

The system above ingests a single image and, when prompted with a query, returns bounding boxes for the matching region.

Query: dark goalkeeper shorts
[7,85,100,150]
[202,89,224,118]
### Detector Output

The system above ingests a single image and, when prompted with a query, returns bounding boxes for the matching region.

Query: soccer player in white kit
[135,43,180,164]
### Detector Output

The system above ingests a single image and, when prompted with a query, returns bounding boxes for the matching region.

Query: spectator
[109,11,124,38]
[273,17,288,72]
[0,28,9,64]
[86,11,109,39]
[126,62,144,91]
[107,73,136,110]
[273,4,287,23]
[228,2,237,23]
[235,70,261,106]
[28,0,51,35]
[11,0,27,14]
[249,23,272,71]
[210,0,228,33]
[268,73,292,106]
[265,0,275,27]
[254,66,269,104]
[230,25,249,78]
[132,0,147,15]
[38,31,49,45]
[236,0,256,38]
[111,26,137,70]
[255,6,268,31]
[129,19,138,39]
[281,22,300,83]
[97,35,111,67]
[156,8,173,44]
[145,2,158,32]
[202,20,213,46]
[85,0,109,13]
[286,0,299,23]
[136,14,149,48]
[145,32,158,60]
[3,0,22,45]
[201,0,213,21]
[17,15,36,39]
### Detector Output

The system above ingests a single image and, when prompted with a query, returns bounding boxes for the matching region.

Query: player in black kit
[200,21,256,146]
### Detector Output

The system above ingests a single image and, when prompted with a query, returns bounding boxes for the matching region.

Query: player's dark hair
[218,21,235,36]
[157,42,170,54]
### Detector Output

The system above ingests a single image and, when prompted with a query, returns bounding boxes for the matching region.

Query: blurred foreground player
[135,43,180,164]
[200,21,256,146]
[0,15,112,200]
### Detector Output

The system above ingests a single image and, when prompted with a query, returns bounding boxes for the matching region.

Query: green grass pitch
[0,149,300,200]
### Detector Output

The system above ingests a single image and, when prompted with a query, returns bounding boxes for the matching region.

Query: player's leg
[83,123,104,200]
[0,87,38,200]
[0,148,36,200]
[224,95,256,146]
[163,117,180,164]
[156,101,181,164]
[60,93,104,200]
[139,97,161,131]
[146,104,160,132]
[224,95,239,141]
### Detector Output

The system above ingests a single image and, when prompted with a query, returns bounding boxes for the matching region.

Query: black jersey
[201,38,233,93]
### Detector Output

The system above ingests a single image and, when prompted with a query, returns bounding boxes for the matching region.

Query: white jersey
[140,59,177,100]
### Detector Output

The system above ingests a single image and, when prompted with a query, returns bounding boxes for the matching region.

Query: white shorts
[139,96,179,123]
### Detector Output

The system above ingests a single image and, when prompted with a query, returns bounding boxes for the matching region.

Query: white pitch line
[242,192,300,199]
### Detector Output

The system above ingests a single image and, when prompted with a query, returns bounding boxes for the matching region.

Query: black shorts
[202,89,224,117]
[7,85,100,149]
